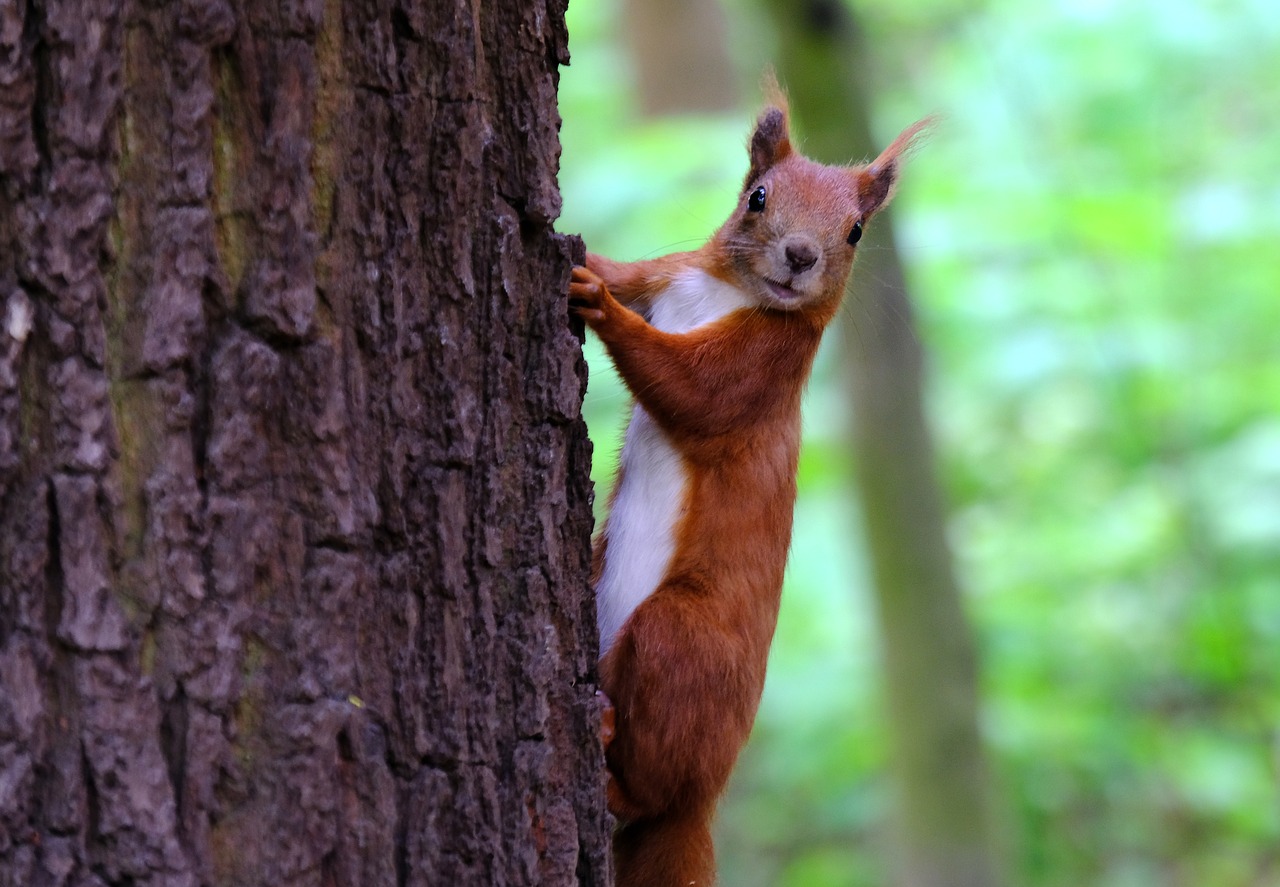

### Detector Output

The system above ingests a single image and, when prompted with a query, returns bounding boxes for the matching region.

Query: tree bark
[760,2,1004,885]
[0,1,610,885]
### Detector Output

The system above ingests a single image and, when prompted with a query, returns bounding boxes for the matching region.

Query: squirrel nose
[784,242,817,274]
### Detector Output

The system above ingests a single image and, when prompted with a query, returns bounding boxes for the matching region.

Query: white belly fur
[596,269,754,654]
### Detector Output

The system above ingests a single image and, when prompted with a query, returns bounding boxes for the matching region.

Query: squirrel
[569,90,928,887]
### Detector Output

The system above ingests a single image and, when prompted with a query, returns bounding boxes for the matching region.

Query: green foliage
[559,0,1280,884]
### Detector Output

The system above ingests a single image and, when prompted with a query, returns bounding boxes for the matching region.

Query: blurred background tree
[761,3,1003,886]
[559,0,1280,885]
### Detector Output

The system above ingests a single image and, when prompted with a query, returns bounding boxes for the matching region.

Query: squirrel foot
[569,266,609,324]
[597,689,616,751]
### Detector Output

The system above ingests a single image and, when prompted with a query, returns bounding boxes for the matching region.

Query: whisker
[641,238,706,259]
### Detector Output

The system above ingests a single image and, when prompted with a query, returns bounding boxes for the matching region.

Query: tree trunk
[0,1,610,885]
[620,0,738,115]
[761,2,1004,885]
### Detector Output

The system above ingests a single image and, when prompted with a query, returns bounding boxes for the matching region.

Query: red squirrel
[570,92,927,887]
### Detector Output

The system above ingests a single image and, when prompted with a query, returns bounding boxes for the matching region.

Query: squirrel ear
[856,159,899,216]
[854,116,933,215]
[746,106,792,186]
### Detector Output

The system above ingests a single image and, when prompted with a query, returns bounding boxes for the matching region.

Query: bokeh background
[557,0,1280,884]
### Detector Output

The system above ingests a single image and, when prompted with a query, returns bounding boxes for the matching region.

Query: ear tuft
[856,116,935,215]
[745,72,793,187]
[760,67,788,115]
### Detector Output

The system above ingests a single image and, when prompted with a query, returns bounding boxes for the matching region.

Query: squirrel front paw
[569,265,610,325]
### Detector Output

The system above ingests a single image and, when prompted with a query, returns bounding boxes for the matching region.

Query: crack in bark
[158,684,189,840]
[23,0,51,186]
[394,782,411,887]
[41,475,62,647]
[79,738,100,863]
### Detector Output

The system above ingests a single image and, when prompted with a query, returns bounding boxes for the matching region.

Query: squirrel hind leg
[598,689,617,750]
[614,809,715,887]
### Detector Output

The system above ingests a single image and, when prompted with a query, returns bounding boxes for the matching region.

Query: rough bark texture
[761,2,1004,886]
[0,1,610,885]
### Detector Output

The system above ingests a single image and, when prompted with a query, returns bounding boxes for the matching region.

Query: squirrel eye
[747,186,767,213]
[847,220,864,245]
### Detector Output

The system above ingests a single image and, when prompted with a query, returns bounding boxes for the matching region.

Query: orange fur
[571,103,928,887]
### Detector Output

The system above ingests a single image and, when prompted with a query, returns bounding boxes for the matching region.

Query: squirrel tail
[614,808,715,887]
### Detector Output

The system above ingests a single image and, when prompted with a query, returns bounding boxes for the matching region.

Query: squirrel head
[714,98,930,314]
